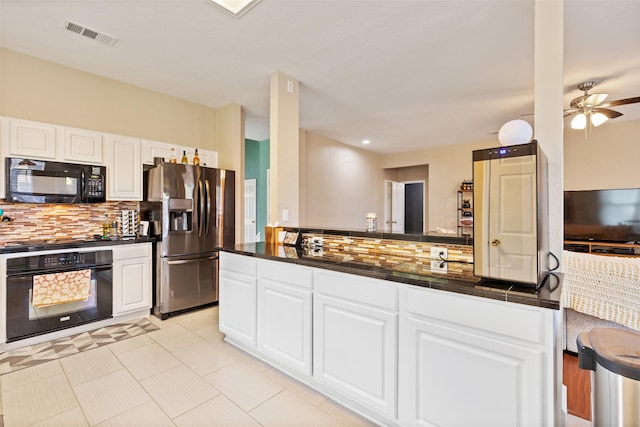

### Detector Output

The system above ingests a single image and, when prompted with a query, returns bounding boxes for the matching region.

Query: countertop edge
[220,244,561,310]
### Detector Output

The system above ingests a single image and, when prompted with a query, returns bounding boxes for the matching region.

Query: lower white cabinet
[112,244,152,315]
[219,252,258,348]
[219,252,561,427]
[314,270,398,419]
[257,259,313,375]
[399,286,556,427]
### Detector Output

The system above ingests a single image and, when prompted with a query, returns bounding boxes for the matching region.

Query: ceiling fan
[565,81,640,130]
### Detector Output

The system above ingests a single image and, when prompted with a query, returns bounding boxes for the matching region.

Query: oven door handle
[81,169,86,201]
[6,265,111,280]
[167,255,217,265]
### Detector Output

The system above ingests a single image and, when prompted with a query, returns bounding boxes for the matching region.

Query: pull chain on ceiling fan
[564,81,640,137]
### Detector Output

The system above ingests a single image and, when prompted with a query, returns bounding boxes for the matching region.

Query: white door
[244,179,257,243]
[384,180,405,233]
[481,154,538,283]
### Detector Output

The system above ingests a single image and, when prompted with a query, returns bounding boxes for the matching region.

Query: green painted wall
[245,138,270,241]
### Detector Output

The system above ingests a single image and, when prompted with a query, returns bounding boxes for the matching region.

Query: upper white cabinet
[142,139,218,168]
[141,139,174,165]
[5,117,57,159]
[105,134,142,201]
[62,127,103,164]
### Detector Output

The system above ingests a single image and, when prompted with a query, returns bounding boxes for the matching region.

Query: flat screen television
[564,188,640,243]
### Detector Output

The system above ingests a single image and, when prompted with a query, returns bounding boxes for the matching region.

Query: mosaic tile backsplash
[0,201,139,242]
[305,234,475,280]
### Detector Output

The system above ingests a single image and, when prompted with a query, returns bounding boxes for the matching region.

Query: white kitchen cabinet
[105,134,142,200]
[399,286,556,427]
[4,117,57,159]
[142,140,218,168]
[112,244,152,316]
[141,139,175,165]
[62,127,103,164]
[257,259,313,376]
[313,269,398,419]
[219,252,258,348]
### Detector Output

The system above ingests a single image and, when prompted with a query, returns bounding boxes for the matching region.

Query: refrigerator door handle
[198,179,205,237]
[205,179,212,237]
[167,255,218,265]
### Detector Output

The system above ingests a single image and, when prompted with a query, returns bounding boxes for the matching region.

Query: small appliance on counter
[120,210,139,238]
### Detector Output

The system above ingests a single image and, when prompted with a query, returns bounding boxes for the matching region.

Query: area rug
[0,317,159,375]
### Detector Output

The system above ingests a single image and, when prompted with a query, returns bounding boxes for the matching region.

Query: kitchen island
[219,237,564,427]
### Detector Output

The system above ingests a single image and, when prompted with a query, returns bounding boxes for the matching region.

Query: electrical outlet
[430,260,448,273]
[282,209,289,222]
[430,247,448,260]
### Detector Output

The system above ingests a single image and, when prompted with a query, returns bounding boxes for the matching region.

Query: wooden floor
[564,352,591,421]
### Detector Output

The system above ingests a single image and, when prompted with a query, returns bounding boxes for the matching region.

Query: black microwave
[6,157,106,204]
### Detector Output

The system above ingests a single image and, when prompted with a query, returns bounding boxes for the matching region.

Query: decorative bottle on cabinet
[169,148,177,163]
[193,148,200,166]
[180,150,188,164]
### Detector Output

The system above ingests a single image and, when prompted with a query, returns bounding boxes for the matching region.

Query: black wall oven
[5,250,113,342]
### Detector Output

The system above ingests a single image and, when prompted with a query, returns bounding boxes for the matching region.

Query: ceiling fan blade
[601,96,640,108]
[563,109,578,117]
[584,93,608,106]
[595,108,623,119]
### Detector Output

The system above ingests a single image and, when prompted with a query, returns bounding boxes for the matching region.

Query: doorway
[384,180,425,234]
[404,182,424,234]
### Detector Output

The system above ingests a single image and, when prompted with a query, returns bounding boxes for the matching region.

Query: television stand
[564,240,640,257]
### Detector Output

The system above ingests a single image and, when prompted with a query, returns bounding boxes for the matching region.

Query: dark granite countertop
[281,226,472,245]
[0,237,156,254]
[222,242,562,310]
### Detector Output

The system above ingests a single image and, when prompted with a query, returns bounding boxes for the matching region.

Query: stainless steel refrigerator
[143,162,235,319]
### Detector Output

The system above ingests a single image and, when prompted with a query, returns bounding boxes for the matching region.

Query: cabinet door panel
[405,316,542,427]
[219,270,257,347]
[114,257,151,315]
[9,119,57,159]
[63,127,103,164]
[314,294,397,417]
[106,135,141,200]
[258,279,312,375]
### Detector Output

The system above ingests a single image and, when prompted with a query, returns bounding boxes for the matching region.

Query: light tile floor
[0,305,594,426]
[0,306,378,426]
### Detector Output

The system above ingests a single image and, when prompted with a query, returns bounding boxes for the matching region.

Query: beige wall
[0,48,220,151]
[383,139,496,231]
[564,119,640,191]
[301,130,385,229]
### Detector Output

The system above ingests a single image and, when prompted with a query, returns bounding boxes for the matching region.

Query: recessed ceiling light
[207,0,262,18]
[362,139,371,145]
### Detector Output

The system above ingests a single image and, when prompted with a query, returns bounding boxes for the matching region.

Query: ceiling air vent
[63,20,118,47]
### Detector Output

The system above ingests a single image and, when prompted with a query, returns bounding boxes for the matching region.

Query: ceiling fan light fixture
[207,0,261,17]
[571,113,587,130]
[591,112,608,127]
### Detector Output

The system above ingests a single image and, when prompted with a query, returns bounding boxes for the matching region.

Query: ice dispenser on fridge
[168,199,192,232]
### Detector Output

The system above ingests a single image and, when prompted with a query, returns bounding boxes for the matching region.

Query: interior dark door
[404,183,424,234]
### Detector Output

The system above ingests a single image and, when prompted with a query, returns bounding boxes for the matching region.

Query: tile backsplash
[0,201,139,242]
[306,233,475,280]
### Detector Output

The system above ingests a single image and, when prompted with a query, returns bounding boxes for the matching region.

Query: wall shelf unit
[457,189,473,237]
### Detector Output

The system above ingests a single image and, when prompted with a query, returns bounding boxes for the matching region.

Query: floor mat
[0,317,159,375]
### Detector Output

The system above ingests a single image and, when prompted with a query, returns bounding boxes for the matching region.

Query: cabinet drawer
[406,287,547,345]
[258,259,312,289]
[315,270,398,311]
[220,252,257,276]
[112,243,151,260]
